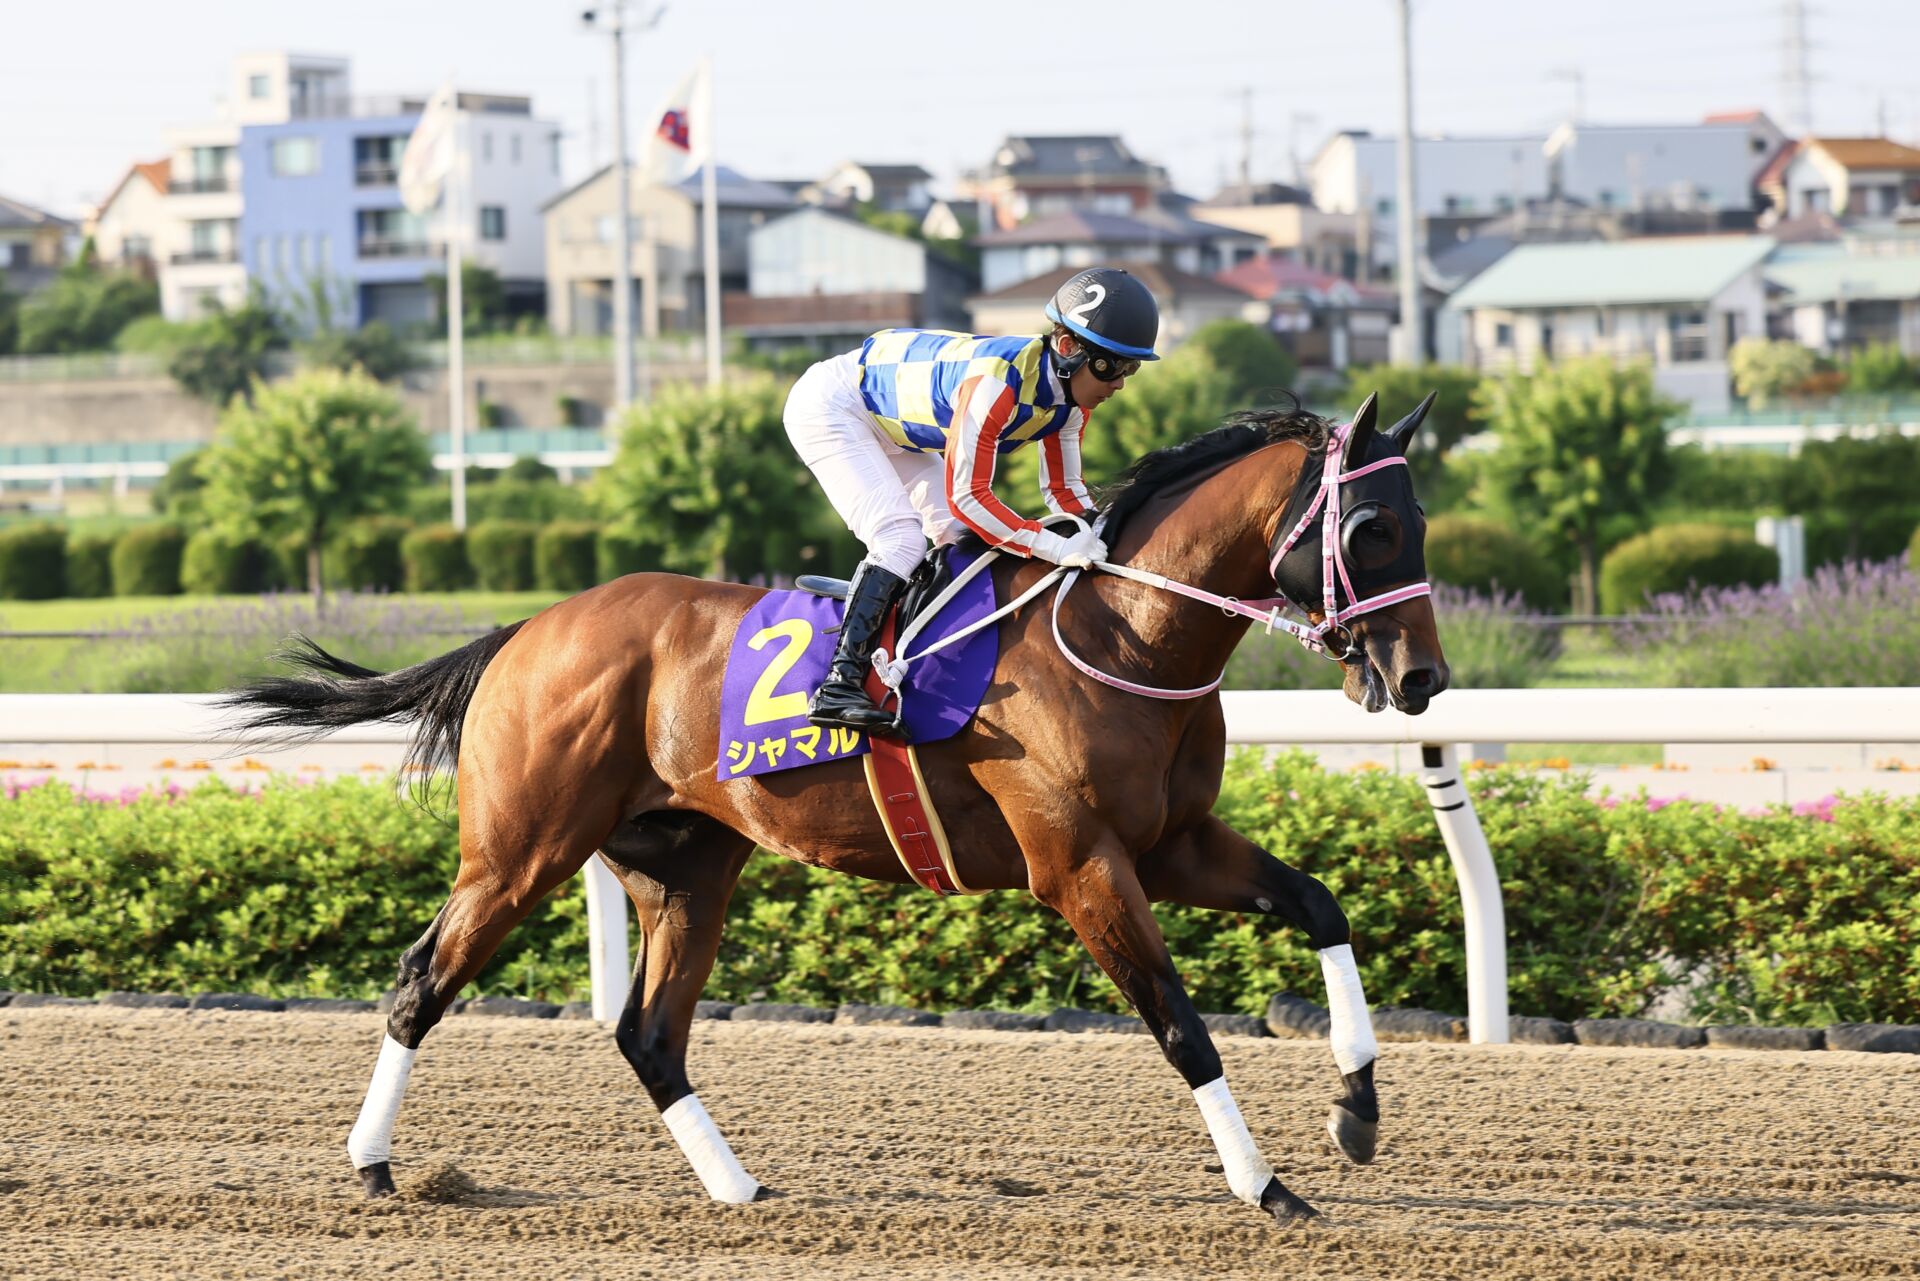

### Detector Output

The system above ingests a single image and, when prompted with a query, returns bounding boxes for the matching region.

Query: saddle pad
[715,549,998,780]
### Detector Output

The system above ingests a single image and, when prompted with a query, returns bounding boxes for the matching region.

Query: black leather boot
[807,561,909,737]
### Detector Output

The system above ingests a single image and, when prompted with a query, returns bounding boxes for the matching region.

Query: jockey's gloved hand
[1029,526,1108,570]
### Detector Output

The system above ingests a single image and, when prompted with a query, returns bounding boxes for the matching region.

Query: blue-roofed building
[239,89,560,330]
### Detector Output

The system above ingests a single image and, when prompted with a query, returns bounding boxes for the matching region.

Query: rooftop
[1766,241,1920,303]
[1446,236,1776,310]
[541,162,797,213]
[971,261,1252,304]
[987,135,1159,181]
[0,193,77,233]
[1805,137,1920,171]
[1218,254,1395,307]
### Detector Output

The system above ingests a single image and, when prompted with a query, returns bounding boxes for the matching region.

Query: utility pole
[1239,86,1255,190]
[1548,67,1585,124]
[583,4,664,412]
[1393,0,1422,366]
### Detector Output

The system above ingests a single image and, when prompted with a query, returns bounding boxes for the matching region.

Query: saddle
[796,541,955,633]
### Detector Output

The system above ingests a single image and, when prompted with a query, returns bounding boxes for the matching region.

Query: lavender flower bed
[1620,560,1920,687]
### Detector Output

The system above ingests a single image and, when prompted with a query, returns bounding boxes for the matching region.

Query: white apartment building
[1544,115,1785,214]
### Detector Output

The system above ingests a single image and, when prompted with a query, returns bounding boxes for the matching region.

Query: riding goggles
[1084,350,1143,382]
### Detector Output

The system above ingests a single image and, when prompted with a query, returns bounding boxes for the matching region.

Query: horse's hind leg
[600,812,760,1203]
[346,804,611,1196]
[1139,815,1380,1165]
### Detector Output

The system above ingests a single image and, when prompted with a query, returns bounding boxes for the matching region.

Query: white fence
[7,688,1920,1039]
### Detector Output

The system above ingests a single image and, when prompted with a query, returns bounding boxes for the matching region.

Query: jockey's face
[1056,335,1127,410]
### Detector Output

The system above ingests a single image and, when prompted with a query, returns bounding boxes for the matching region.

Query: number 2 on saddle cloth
[712,548,999,894]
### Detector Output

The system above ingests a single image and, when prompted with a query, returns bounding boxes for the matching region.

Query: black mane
[1096,396,1331,542]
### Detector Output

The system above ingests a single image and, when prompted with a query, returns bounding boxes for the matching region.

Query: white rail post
[583,855,631,1022]
[1418,743,1509,1044]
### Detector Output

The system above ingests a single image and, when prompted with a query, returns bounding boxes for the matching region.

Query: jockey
[784,266,1160,737]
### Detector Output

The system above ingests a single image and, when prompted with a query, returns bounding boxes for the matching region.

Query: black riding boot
[807,561,909,737]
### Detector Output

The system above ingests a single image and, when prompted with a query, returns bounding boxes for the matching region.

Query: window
[480,206,507,241]
[1667,310,1708,363]
[481,132,493,162]
[510,134,521,165]
[275,236,289,276]
[1375,197,1393,217]
[295,233,310,273]
[316,233,331,266]
[1493,321,1514,347]
[271,137,319,177]
[123,234,152,262]
[253,235,266,269]
[551,137,561,175]
[1596,189,1615,209]
[354,136,405,186]
[249,73,271,100]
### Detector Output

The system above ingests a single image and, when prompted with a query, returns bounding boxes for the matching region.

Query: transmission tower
[1781,0,1813,137]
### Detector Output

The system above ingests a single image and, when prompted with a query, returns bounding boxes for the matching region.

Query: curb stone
[1707,1025,1825,1052]
[1573,1018,1706,1050]
[694,1000,736,1020]
[837,1003,941,1028]
[1373,1007,1467,1043]
[558,1002,595,1020]
[1200,1012,1269,1038]
[941,1009,1045,1032]
[284,998,378,1014]
[730,1002,835,1025]
[190,993,285,1013]
[1044,1007,1149,1035]
[1264,992,1331,1040]
[8,993,93,1008]
[101,992,190,1010]
[1509,1016,1576,1045]
[463,996,561,1020]
[0,992,14,1007]
[1825,1023,1920,1054]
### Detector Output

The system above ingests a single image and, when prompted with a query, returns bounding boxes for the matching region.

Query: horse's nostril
[1402,667,1434,692]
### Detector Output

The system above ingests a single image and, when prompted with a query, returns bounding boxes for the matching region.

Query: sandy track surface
[3,1006,1918,1280]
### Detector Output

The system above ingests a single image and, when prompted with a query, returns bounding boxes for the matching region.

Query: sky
[3,0,1917,218]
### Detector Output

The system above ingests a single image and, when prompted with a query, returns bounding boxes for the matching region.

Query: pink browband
[1050,415,1432,700]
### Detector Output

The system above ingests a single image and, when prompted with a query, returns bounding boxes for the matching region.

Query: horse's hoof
[1258,1176,1320,1225]
[1327,1102,1378,1165]
[357,1161,397,1198]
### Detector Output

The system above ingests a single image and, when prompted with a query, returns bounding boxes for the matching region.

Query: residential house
[85,160,173,274]
[728,207,972,355]
[1777,138,1920,220]
[1544,114,1784,218]
[1308,130,1550,276]
[961,135,1168,230]
[240,90,560,329]
[541,163,795,337]
[974,208,1264,294]
[1443,236,1776,411]
[1766,231,1920,355]
[810,162,934,214]
[1194,181,1362,278]
[1217,255,1397,371]
[967,263,1257,351]
[0,194,76,294]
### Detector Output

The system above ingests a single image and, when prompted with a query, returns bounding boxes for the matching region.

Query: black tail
[218,623,527,785]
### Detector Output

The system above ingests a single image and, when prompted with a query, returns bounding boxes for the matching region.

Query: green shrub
[180,529,274,595]
[332,516,412,592]
[110,523,186,596]
[1844,341,1916,394]
[1909,522,1920,574]
[0,523,67,600]
[64,532,117,598]
[467,478,590,524]
[1423,514,1563,610]
[596,526,665,582]
[1806,506,1920,569]
[270,530,307,592]
[535,521,600,592]
[466,520,538,590]
[1599,524,1778,614]
[401,524,470,592]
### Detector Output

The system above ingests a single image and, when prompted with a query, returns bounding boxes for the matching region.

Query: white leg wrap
[1192,1077,1275,1205]
[661,1094,760,1204]
[1319,943,1379,1076]
[346,1035,417,1169]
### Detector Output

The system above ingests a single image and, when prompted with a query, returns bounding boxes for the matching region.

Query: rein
[870,415,1432,706]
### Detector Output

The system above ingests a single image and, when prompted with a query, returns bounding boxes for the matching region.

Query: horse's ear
[1342,391,1379,470]
[1386,391,1438,454]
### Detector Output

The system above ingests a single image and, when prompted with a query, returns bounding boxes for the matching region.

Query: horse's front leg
[1027,833,1320,1224]
[1138,814,1380,1165]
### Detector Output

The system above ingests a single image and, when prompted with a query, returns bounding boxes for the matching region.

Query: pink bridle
[1051,415,1433,700]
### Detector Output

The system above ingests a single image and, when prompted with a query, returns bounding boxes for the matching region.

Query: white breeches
[784,351,961,580]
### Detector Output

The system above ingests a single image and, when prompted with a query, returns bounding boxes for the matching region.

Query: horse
[222,390,1449,1225]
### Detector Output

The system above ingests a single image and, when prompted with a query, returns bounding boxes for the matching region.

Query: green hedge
[180,529,274,595]
[401,524,471,592]
[1909,522,1920,574]
[110,523,186,597]
[535,520,600,593]
[0,523,67,600]
[63,532,116,599]
[596,526,664,582]
[332,516,412,592]
[1599,523,1779,614]
[466,520,538,591]
[4,755,1915,1025]
[1423,514,1562,610]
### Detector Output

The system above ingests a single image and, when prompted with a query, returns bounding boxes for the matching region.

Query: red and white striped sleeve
[1038,410,1096,519]
[943,374,1044,555]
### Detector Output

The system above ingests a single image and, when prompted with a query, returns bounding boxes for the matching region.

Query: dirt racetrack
[3,1006,1918,1281]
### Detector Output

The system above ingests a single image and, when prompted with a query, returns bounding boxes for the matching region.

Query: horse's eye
[1364,520,1392,542]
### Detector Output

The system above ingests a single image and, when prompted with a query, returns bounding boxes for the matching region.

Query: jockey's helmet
[1045,268,1161,377]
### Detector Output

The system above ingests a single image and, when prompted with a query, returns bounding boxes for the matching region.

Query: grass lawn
[0,591,565,632]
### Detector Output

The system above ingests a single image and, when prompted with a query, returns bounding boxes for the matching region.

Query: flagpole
[699,55,721,388]
[449,109,468,532]
[608,3,636,410]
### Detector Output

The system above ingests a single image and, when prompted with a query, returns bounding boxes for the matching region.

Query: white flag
[639,65,710,184]
[399,83,460,215]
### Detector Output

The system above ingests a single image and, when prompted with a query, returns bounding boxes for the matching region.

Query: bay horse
[223,392,1449,1225]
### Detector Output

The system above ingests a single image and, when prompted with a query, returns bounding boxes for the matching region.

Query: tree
[0,270,19,354]
[1343,362,1486,458]
[1845,341,1916,394]
[1785,431,1920,559]
[198,367,431,598]
[1181,318,1298,411]
[592,377,852,580]
[300,319,417,382]
[150,448,208,518]
[14,260,159,353]
[166,292,289,405]
[1475,357,1682,615]
[1729,338,1817,409]
[426,262,509,335]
